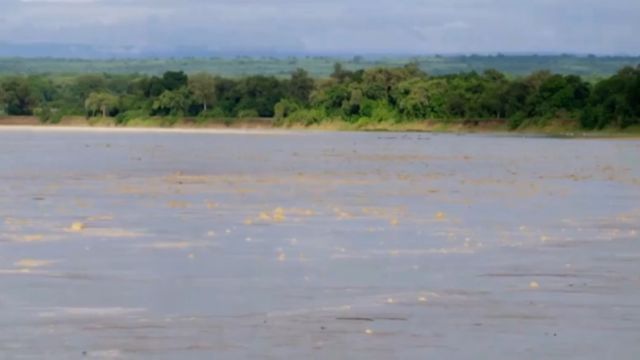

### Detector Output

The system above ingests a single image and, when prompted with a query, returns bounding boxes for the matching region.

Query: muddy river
[1,128,639,359]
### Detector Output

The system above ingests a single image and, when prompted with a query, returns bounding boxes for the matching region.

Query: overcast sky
[1,0,639,55]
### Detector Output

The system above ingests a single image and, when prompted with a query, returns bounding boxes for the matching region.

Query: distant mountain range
[0,42,312,59]
[1,42,638,60]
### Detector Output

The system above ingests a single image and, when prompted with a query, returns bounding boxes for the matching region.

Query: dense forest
[1,63,639,130]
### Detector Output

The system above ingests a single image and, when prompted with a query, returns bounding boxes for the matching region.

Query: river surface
[0,128,639,359]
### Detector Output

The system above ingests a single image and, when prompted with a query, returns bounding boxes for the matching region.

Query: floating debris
[334,208,352,220]
[69,222,86,232]
[15,259,54,269]
[336,317,374,322]
[365,329,374,335]
[254,207,288,223]
[272,207,286,222]
[529,281,540,289]
[258,212,272,221]
[435,212,447,221]
[167,200,189,209]
[143,242,209,250]
[85,215,114,222]
[5,217,32,227]
[205,201,218,209]
[19,234,45,243]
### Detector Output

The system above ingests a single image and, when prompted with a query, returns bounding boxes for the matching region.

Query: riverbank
[1,116,639,138]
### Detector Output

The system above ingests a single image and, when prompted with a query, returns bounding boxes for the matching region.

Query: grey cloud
[0,0,638,54]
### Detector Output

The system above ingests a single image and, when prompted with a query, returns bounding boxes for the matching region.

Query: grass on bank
[2,115,639,137]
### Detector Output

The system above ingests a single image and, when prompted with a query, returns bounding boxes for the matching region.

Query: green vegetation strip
[1,61,639,132]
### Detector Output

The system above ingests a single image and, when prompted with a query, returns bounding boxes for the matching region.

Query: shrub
[237,109,259,118]
[274,99,300,121]
[370,101,398,122]
[507,112,526,130]
[115,109,148,126]
[199,107,227,119]
[35,106,64,124]
[282,108,325,126]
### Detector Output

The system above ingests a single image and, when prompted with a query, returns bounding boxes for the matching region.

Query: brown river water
[0,128,639,359]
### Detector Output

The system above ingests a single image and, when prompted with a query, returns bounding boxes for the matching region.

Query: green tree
[502,81,532,118]
[85,92,119,118]
[188,73,216,112]
[274,98,300,120]
[341,86,364,118]
[527,74,590,117]
[582,66,640,129]
[73,74,107,100]
[152,88,191,116]
[146,76,167,98]
[287,68,315,105]
[311,82,350,116]
[162,71,188,91]
[331,63,348,82]
[393,79,431,119]
[28,75,58,103]
[362,68,406,101]
[0,85,6,114]
[1,77,38,115]
[233,75,285,117]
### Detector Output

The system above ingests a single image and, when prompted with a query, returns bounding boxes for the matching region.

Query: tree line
[0,63,638,129]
